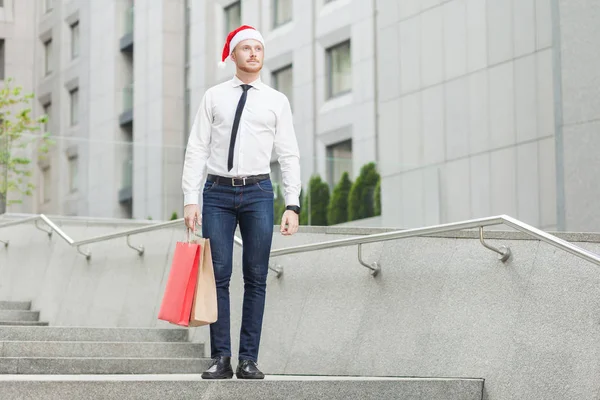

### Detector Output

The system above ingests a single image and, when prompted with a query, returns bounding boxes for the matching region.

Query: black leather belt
[207,173,270,187]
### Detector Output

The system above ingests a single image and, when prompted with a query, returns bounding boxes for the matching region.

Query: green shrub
[348,162,380,221]
[374,177,381,216]
[327,172,353,225]
[303,175,330,226]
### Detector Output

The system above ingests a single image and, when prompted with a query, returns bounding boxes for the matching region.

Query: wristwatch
[286,205,301,214]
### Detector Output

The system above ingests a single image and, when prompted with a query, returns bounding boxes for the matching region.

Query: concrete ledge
[1,341,204,358]
[0,302,31,310]
[1,357,211,375]
[0,310,39,322]
[0,375,484,400]
[0,327,189,342]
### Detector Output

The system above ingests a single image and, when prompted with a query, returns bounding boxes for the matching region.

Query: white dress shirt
[182,75,301,207]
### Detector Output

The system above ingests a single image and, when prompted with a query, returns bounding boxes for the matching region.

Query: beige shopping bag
[189,238,218,327]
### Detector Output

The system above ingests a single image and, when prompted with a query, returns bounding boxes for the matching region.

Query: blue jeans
[201,178,274,362]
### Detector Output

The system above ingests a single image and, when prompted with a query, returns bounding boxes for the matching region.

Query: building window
[42,167,51,203]
[224,2,241,35]
[68,155,78,192]
[44,0,53,13]
[272,65,293,108]
[43,102,52,132]
[326,139,353,188]
[0,39,4,81]
[71,21,80,60]
[70,88,79,126]
[326,40,352,98]
[273,0,292,28]
[44,39,52,76]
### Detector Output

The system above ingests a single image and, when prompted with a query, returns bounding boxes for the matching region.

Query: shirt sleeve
[273,95,301,207]
[182,90,212,206]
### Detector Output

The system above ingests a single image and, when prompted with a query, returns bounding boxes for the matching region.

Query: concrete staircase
[0,300,485,399]
[0,301,210,375]
[0,301,48,326]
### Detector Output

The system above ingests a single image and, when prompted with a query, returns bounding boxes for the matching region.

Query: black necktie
[227,84,252,171]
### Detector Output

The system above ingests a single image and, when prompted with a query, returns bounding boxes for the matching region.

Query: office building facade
[2,0,599,231]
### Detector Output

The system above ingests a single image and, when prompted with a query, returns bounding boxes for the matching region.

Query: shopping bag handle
[186,223,203,243]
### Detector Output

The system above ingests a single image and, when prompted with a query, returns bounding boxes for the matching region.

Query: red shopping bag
[158,239,202,327]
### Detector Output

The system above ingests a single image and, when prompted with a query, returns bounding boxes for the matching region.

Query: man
[181,25,301,380]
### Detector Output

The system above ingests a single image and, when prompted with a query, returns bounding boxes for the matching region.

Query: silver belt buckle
[232,177,246,186]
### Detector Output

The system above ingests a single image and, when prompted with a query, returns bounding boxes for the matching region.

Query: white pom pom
[218,61,227,69]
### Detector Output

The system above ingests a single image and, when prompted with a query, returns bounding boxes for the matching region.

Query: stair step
[0,310,39,322]
[0,357,212,375]
[0,375,485,399]
[0,321,49,326]
[0,341,204,358]
[0,302,31,311]
[0,327,189,342]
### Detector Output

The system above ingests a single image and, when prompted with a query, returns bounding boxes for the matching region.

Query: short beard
[237,63,262,73]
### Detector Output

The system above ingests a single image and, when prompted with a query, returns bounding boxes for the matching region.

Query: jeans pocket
[256,180,274,194]
[203,181,217,193]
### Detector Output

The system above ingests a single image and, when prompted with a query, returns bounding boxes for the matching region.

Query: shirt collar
[231,75,263,90]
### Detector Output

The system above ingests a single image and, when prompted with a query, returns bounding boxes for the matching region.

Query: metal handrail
[0,214,184,260]
[267,215,600,276]
[0,214,283,276]
[3,214,600,278]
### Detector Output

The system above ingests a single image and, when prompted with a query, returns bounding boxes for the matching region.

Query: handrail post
[126,235,145,256]
[479,227,511,262]
[34,219,53,239]
[269,264,283,278]
[358,244,380,277]
[77,245,91,261]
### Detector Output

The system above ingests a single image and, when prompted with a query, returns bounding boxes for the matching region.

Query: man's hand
[184,204,201,232]
[280,210,299,236]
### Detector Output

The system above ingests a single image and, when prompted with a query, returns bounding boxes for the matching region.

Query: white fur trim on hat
[228,29,265,58]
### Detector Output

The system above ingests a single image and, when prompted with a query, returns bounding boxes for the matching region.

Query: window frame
[272,64,294,108]
[273,0,292,28]
[71,21,80,60]
[42,102,52,132]
[44,39,52,76]
[224,1,241,36]
[68,155,78,193]
[69,88,79,126]
[326,40,352,99]
[326,139,353,188]
[41,166,51,204]
[0,39,4,81]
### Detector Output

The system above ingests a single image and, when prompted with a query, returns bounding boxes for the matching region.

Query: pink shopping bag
[158,239,202,327]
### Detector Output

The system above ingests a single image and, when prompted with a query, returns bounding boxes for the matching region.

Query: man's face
[231,39,264,73]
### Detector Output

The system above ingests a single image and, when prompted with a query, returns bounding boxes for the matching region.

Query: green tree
[302,175,330,226]
[374,176,381,216]
[299,188,308,225]
[0,78,51,213]
[327,172,352,225]
[273,183,286,223]
[348,162,380,221]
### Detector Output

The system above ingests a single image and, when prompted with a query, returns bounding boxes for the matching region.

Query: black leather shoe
[236,359,265,379]
[201,356,234,379]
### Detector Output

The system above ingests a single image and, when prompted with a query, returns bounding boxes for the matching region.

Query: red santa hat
[219,25,265,68]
